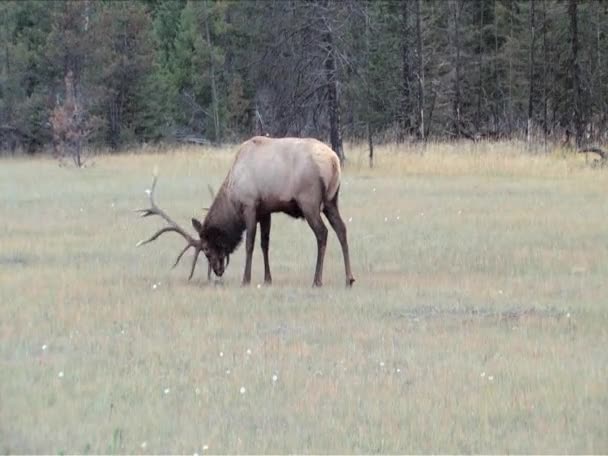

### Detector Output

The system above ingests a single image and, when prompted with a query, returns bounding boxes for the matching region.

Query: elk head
[135,173,228,280]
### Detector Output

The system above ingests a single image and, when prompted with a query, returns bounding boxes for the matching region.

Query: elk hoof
[264,277,272,285]
[312,281,323,288]
[347,277,355,287]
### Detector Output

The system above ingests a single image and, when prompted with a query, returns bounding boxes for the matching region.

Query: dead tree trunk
[476,0,484,132]
[367,122,374,168]
[416,0,425,141]
[508,0,514,135]
[323,27,344,163]
[527,0,536,144]
[542,0,548,148]
[449,0,463,138]
[568,0,582,147]
[400,0,411,140]
[203,0,220,143]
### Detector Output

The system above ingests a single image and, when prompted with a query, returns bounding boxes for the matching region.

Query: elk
[136,136,355,287]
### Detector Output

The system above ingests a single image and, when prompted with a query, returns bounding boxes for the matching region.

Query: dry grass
[1,141,607,453]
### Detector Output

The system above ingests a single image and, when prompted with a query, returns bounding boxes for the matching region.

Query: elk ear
[191,218,203,234]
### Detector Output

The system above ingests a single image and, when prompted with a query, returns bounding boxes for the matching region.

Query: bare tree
[449,0,463,138]
[400,0,412,139]
[568,0,582,147]
[322,11,345,162]
[203,0,221,143]
[415,0,425,141]
[50,71,97,167]
[527,0,536,144]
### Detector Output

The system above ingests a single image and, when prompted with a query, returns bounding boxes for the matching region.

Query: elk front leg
[242,209,257,285]
[304,210,328,287]
[259,213,272,284]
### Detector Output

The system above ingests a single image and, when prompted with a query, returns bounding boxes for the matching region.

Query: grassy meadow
[1,141,607,453]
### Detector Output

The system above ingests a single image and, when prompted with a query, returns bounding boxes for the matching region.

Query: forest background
[0,0,605,162]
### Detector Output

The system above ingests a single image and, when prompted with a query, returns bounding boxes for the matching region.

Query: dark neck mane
[202,186,245,255]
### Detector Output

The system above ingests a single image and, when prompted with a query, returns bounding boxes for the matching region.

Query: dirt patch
[385,305,566,323]
[0,255,28,267]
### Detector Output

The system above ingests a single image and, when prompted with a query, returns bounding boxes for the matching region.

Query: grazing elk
[136,136,355,287]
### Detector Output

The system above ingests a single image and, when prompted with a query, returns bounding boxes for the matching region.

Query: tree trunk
[542,0,548,147]
[493,0,499,133]
[2,5,11,130]
[450,0,462,138]
[367,122,374,168]
[595,2,605,138]
[400,0,411,140]
[203,0,220,143]
[109,98,120,150]
[568,0,582,147]
[508,0,514,135]
[323,27,344,162]
[416,0,425,141]
[527,0,536,144]
[476,0,483,132]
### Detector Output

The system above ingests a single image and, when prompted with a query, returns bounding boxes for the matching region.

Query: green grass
[1,143,607,453]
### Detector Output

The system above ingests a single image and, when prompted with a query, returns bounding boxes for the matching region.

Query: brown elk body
[137,136,355,287]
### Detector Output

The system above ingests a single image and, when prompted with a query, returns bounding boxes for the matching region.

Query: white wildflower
[480,372,486,377]
[164,388,170,394]
[203,445,209,451]
[58,371,64,378]
[272,374,278,383]
[219,351,224,357]
[141,442,147,449]
[246,348,252,355]
[41,344,48,351]
[239,386,246,394]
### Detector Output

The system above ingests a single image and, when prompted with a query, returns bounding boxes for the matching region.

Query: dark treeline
[0,0,606,158]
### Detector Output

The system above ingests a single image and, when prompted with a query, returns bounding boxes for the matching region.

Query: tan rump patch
[310,144,341,200]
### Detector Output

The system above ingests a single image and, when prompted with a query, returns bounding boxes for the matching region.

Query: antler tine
[136,226,186,247]
[135,174,196,245]
[171,243,193,269]
[136,173,205,281]
[188,247,202,280]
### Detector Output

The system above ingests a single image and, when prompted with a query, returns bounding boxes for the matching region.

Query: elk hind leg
[303,208,328,287]
[259,213,272,284]
[323,195,355,287]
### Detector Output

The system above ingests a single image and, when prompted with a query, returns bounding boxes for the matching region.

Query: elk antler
[135,174,203,280]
